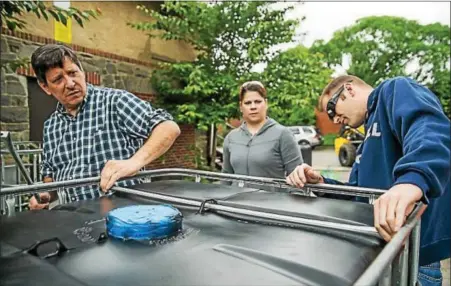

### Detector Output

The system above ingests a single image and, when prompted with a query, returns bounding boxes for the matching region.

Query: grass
[322,134,336,146]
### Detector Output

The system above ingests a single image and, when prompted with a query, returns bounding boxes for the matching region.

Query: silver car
[288,126,323,149]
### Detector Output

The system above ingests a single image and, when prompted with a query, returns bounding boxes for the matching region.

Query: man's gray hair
[31,44,83,84]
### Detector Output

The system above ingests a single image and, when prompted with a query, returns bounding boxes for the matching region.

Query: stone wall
[2,34,156,93]
[1,34,196,169]
[1,35,33,141]
[0,70,29,141]
[78,52,155,94]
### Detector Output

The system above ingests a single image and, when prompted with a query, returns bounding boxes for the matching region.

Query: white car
[288,126,323,149]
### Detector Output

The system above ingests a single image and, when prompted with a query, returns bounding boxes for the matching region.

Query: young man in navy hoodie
[287,75,450,286]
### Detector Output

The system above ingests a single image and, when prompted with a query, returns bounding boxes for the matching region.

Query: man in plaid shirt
[28,44,180,209]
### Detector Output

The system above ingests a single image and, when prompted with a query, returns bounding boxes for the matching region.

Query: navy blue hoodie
[324,77,450,266]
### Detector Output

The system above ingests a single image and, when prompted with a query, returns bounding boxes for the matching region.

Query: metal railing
[0,131,43,215]
[0,168,422,286]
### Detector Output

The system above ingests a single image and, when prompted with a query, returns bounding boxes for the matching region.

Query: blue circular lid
[106,204,183,241]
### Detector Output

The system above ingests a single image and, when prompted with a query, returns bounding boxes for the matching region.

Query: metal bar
[0,149,42,155]
[377,264,392,286]
[146,172,310,194]
[5,196,16,216]
[391,240,409,286]
[1,132,33,185]
[400,240,410,286]
[302,183,386,197]
[408,221,421,286]
[38,153,42,183]
[353,203,424,285]
[168,168,387,196]
[0,177,100,196]
[18,194,22,212]
[32,154,38,182]
[1,154,5,183]
[0,168,387,198]
[112,186,380,238]
[15,164,20,185]
[142,169,386,196]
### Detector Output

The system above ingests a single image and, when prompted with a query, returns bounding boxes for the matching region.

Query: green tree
[1,0,100,31]
[128,1,299,130]
[262,45,332,126]
[311,16,450,117]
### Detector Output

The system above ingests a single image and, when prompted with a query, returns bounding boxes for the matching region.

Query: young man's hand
[373,183,425,241]
[286,163,324,188]
[100,159,141,192]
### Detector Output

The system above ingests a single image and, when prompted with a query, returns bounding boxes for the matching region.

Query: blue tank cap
[106,204,183,241]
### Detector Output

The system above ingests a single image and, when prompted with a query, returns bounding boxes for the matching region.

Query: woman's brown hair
[239,81,267,102]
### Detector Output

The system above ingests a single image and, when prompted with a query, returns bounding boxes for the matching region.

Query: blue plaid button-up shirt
[41,84,173,203]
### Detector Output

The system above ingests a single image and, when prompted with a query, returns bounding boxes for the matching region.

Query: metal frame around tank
[0,168,422,286]
[0,131,38,215]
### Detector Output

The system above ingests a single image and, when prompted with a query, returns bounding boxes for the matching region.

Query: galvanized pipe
[32,153,38,182]
[399,240,410,286]
[408,221,421,286]
[1,154,5,183]
[391,239,409,286]
[0,177,100,196]
[1,131,33,185]
[0,168,387,198]
[0,149,42,155]
[377,264,392,286]
[353,203,424,285]
[112,186,380,238]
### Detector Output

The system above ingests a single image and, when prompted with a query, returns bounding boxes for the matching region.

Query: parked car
[288,126,323,149]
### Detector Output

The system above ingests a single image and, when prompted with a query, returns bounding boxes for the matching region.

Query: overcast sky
[254,1,450,72]
[293,1,450,47]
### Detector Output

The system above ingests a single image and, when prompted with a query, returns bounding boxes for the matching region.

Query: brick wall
[147,124,196,169]
[315,108,341,135]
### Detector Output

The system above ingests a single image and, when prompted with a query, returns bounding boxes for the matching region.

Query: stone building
[1,1,198,169]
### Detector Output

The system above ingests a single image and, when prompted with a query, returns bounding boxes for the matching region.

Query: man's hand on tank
[373,184,423,241]
[100,159,141,192]
[28,192,50,210]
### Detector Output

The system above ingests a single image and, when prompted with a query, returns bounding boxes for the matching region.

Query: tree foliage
[311,16,450,117]
[129,1,298,130]
[1,0,101,31]
[262,46,332,126]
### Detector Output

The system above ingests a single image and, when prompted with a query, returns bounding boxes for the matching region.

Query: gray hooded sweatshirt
[222,118,302,179]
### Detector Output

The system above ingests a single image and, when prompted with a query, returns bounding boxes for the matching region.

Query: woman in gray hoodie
[222,81,303,180]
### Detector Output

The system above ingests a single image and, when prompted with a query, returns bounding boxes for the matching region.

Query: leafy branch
[1,0,101,31]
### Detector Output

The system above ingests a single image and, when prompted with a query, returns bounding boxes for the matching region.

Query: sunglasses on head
[241,81,264,89]
[326,80,353,121]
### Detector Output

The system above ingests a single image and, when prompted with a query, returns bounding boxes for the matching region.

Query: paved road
[311,146,351,181]
[312,146,342,168]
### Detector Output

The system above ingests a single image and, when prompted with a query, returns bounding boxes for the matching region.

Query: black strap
[196,199,217,215]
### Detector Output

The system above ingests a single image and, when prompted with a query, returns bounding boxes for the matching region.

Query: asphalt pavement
[311,146,351,182]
